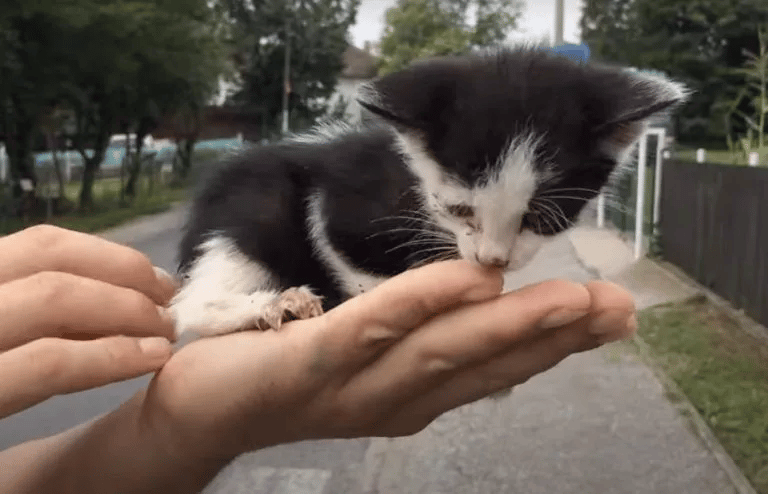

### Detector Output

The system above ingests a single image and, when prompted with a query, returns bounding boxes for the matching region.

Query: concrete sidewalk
[567,225,756,494]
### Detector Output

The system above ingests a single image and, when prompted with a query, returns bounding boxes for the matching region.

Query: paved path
[0,209,747,493]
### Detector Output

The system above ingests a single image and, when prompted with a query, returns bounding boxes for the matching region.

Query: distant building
[328,44,379,122]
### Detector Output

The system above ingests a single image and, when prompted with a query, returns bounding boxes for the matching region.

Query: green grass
[0,176,189,236]
[52,186,187,234]
[636,296,768,493]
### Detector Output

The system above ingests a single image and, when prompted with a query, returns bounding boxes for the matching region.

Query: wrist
[2,390,232,494]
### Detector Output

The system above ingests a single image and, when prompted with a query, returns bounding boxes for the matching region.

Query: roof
[341,45,378,79]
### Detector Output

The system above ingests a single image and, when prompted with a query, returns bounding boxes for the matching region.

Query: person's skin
[0,225,637,494]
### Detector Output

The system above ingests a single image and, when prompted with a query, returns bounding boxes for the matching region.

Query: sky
[349,0,586,48]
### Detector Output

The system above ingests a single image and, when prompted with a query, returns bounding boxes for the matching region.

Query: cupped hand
[143,259,636,461]
[0,225,177,419]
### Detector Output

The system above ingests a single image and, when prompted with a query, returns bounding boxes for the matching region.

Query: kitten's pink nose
[474,253,510,269]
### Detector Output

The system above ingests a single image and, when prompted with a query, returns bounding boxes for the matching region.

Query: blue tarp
[32,137,245,169]
[547,43,591,63]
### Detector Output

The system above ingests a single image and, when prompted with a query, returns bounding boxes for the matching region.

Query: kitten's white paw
[169,286,324,338]
[255,286,324,331]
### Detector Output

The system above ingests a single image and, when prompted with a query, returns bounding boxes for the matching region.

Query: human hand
[0,225,177,419]
[142,259,636,463]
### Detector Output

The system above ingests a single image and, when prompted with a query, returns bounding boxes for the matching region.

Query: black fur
[177,46,686,310]
[177,127,437,310]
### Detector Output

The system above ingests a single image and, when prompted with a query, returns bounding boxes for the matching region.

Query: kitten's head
[357,46,689,270]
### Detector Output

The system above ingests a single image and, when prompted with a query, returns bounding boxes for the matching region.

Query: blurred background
[2,1,768,493]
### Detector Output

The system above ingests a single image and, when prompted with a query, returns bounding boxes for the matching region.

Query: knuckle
[356,323,399,352]
[27,338,69,384]
[544,279,591,306]
[123,289,157,319]
[30,271,77,307]
[23,224,67,249]
[101,336,141,367]
[415,347,457,376]
[121,249,154,278]
[22,225,69,261]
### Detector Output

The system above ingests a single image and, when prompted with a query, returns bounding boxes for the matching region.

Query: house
[328,43,379,122]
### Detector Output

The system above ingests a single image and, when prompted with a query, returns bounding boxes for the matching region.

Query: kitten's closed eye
[446,203,474,218]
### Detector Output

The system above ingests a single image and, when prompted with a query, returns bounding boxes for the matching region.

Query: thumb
[0,336,172,419]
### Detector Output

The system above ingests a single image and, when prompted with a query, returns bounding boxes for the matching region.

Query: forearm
[0,391,231,494]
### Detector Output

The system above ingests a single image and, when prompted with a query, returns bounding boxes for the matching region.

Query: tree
[377,0,524,75]
[223,0,360,136]
[0,0,229,210]
[580,0,768,145]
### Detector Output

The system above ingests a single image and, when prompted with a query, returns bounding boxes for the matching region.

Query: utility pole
[281,16,292,135]
[554,0,564,45]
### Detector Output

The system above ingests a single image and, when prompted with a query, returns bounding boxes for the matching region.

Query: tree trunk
[174,137,196,182]
[5,110,37,200]
[79,159,97,211]
[125,130,147,199]
[46,133,66,200]
[76,130,110,211]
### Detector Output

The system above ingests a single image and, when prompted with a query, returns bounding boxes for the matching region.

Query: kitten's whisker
[536,194,634,216]
[534,198,570,230]
[384,238,455,254]
[366,227,454,241]
[531,200,569,231]
[528,206,559,234]
[540,186,602,195]
[409,248,461,268]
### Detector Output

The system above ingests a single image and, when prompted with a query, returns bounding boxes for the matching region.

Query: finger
[0,225,176,305]
[583,280,637,343]
[380,311,638,435]
[316,260,503,370]
[0,335,172,419]
[339,279,592,410]
[376,283,638,435]
[0,271,175,351]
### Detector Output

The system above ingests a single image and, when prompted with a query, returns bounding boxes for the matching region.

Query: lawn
[0,147,229,236]
[635,296,768,493]
[0,175,190,236]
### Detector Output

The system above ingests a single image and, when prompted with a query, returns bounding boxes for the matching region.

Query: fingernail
[589,311,635,342]
[465,277,504,302]
[153,266,179,288]
[539,308,589,329]
[139,337,172,358]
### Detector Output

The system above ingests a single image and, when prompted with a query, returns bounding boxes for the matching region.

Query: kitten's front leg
[169,285,324,338]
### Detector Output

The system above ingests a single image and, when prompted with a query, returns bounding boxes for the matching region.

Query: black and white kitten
[170,46,688,338]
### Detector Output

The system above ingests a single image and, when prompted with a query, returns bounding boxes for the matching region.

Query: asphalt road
[0,210,737,494]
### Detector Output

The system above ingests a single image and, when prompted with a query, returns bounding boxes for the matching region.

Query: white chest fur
[305,189,388,297]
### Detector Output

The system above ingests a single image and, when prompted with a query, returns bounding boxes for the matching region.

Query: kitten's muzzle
[474,253,510,269]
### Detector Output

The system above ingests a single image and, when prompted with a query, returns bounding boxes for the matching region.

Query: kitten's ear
[593,70,691,157]
[356,62,459,132]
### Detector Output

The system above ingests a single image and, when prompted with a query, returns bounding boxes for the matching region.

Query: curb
[569,236,759,494]
[653,259,768,347]
[629,331,758,494]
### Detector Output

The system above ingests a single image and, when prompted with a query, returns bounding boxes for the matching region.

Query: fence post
[634,133,649,260]
[0,144,6,183]
[652,131,667,231]
[596,193,605,228]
